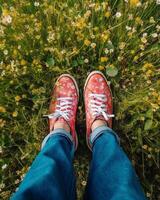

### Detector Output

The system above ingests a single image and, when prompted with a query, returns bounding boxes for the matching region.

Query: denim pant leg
[85,126,147,200]
[10,129,76,200]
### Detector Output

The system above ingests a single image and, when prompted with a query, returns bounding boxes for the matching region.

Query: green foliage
[0,0,160,199]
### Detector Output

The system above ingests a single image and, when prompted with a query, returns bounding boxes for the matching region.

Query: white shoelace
[89,93,114,120]
[43,97,73,121]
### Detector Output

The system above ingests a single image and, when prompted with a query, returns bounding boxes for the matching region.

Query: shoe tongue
[91,115,108,128]
[56,116,71,127]
[56,116,67,123]
[95,115,105,121]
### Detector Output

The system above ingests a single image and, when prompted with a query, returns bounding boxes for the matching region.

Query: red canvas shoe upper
[84,71,114,149]
[44,74,79,149]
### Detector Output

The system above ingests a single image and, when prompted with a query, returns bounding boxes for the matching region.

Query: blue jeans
[11,126,146,200]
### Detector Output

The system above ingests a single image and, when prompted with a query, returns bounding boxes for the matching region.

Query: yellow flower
[152,92,158,97]
[35,35,41,40]
[127,31,133,38]
[151,103,159,110]
[0,41,5,49]
[0,106,6,113]
[15,96,21,102]
[141,37,147,44]
[139,44,145,50]
[100,57,108,63]
[105,11,111,18]
[142,63,153,71]
[95,3,100,12]
[77,33,84,41]
[101,32,109,42]
[98,66,105,71]
[84,39,91,46]
[20,59,27,66]
[135,17,143,25]
[13,49,18,56]
[119,42,126,50]
[130,0,140,7]
[76,17,86,29]
[143,63,153,68]
[2,9,10,16]
[12,111,18,117]
[33,59,39,65]
[146,70,153,77]
[0,119,6,128]
[133,56,138,61]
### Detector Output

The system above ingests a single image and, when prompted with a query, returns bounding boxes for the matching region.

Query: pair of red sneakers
[44,71,114,150]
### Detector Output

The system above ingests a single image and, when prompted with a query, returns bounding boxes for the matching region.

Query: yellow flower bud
[98,66,105,71]
[84,39,91,46]
[100,57,108,63]
[130,0,140,6]
[0,106,6,113]
[15,96,21,102]
[12,111,18,117]
[20,59,27,66]
[105,11,111,18]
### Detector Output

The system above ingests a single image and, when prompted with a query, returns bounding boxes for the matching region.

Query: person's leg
[85,126,147,200]
[11,129,76,200]
[11,73,79,200]
[83,71,146,200]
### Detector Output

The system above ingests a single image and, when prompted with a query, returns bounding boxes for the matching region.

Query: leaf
[146,109,153,119]
[46,57,55,67]
[22,4,36,14]
[51,66,62,72]
[72,60,78,67]
[144,119,153,130]
[78,59,84,65]
[106,66,118,77]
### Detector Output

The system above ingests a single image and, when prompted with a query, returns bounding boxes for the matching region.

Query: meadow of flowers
[0,0,160,199]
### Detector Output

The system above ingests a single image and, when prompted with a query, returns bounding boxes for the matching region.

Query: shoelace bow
[43,97,73,121]
[89,93,114,120]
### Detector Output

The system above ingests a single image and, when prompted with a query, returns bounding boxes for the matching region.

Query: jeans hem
[41,128,73,150]
[90,125,120,149]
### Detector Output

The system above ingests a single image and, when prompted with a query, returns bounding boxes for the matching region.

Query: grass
[0,0,160,199]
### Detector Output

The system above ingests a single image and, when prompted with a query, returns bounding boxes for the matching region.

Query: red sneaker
[84,71,114,149]
[44,74,79,149]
